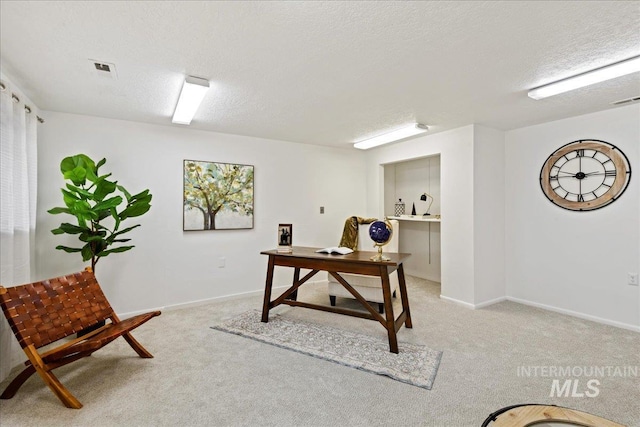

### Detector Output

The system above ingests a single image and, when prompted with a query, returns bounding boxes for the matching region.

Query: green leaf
[85,166,98,184]
[94,240,107,255]
[98,245,135,257]
[63,166,87,186]
[97,209,111,221]
[96,172,113,181]
[111,224,141,237]
[55,245,82,253]
[81,244,94,262]
[116,185,132,201]
[132,194,152,205]
[130,189,150,201]
[69,199,91,215]
[94,196,123,212]
[79,234,106,243]
[96,158,106,170]
[94,179,117,201]
[110,207,121,230]
[60,157,77,174]
[53,223,89,235]
[61,188,80,204]
[120,200,151,219]
[60,154,95,174]
[48,207,71,215]
[65,184,93,199]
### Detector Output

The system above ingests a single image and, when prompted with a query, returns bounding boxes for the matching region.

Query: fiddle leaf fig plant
[48,154,152,271]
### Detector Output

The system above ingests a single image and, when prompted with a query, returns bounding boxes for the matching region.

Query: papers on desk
[315,246,353,255]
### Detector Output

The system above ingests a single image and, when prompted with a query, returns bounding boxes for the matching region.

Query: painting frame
[183,159,254,231]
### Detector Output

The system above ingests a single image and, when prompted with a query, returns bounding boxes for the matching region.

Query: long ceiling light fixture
[528,55,640,100]
[354,123,429,150]
[172,76,210,125]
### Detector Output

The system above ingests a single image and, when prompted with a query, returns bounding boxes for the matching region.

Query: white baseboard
[506,296,640,333]
[439,294,507,309]
[118,283,639,333]
[439,294,475,309]
[474,296,507,309]
[118,285,290,319]
[439,294,639,332]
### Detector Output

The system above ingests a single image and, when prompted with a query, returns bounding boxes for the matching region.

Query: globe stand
[370,243,390,262]
[368,219,393,262]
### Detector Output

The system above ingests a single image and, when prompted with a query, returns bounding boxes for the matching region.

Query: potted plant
[48,154,152,272]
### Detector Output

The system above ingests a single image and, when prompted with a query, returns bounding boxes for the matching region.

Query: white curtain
[0,77,38,381]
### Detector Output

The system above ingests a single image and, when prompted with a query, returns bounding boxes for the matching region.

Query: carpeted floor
[0,276,638,426]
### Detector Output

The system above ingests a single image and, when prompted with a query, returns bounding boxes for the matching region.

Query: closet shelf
[387,215,441,223]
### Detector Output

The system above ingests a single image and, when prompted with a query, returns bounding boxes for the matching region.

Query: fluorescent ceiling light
[354,123,429,150]
[528,55,640,100]
[172,76,210,125]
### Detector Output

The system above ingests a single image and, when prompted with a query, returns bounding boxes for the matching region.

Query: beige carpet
[0,276,638,426]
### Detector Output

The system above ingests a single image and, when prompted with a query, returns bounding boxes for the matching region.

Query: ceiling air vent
[88,59,117,79]
[611,96,640,106]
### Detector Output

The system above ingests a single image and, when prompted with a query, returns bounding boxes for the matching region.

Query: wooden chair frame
[0,267,160,409]
[482,404,624,427]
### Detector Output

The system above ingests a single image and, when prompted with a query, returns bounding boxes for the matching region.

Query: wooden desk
[260,246,412,353]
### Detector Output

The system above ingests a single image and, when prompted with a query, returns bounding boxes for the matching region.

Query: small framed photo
[277,224,292,252]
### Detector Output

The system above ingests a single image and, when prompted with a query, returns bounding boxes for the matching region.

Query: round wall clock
[540,139,631,211]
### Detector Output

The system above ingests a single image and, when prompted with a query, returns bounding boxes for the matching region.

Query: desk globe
[368,219,393,261]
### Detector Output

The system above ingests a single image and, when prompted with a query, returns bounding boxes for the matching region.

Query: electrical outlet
[218,257,225,268]
[320,206,324,214]
[628,273,638,286]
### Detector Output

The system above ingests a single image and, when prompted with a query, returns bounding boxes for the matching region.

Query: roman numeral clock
[540,140,631,211]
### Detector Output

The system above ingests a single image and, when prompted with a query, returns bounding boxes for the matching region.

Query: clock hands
[556,170,608,178]
[580,171,616,177]
[578,150,583,198]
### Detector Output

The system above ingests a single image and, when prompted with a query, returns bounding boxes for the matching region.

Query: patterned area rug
[212,309,442,390]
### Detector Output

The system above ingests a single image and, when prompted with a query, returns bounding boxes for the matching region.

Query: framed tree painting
[183,160,254,230]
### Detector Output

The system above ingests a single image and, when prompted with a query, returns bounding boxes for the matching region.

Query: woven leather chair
[328,219,400,313]
[0,268,160,408]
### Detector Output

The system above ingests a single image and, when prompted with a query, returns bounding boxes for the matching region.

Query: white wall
[36,112,366,315]
[365,126,477,304]
[473,125,506,305]
[505,104,640,329]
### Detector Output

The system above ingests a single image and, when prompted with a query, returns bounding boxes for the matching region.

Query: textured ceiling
[1,1,639,148]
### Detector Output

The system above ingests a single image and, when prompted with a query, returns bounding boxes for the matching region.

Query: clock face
[540,140,631,211]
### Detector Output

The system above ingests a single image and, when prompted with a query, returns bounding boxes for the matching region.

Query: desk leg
[288,267,300,301]
[380,266,398,354]
[261,255,276,322]
[397,263,412,328]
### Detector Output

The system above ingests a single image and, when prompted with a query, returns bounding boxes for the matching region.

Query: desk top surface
[261,246,411,266]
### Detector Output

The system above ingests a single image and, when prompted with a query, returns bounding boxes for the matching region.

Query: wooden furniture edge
[491,404,625,427]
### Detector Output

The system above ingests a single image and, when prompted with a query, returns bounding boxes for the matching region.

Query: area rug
[211,309,442,390]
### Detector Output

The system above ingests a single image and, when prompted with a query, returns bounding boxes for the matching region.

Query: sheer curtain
[0,76,38,381]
